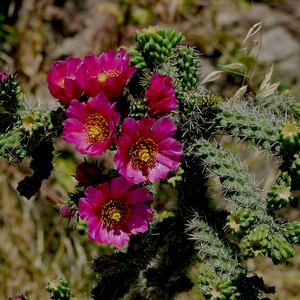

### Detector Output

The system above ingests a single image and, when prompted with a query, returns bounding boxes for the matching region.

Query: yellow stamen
[98,70,121,83]
[101,200,130,229]
[129,137,158,170]
[85,113,109,144]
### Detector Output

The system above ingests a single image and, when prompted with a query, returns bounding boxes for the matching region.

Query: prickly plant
[3,25,300,300]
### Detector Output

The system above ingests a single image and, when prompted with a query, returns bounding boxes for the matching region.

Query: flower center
[101,199,130,229]
[85,113,109,144]
[129,137,158,170]
[98,70,121,83]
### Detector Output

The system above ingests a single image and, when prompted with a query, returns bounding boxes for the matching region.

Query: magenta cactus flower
[145,73,178,116]
[114,117,183,184]
[78,176,153,248]
[61,93,120,156]
[77,48,136,99]
[46,57,84,105]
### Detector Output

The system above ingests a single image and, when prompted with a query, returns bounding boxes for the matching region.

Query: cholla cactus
[4,25,300,300]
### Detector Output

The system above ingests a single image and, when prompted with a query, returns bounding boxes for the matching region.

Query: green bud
[240,225,271,259]
[278,122,300,151]
[268,233,294,265]
[226,207,257,236]
[46,277,70,300]
[267,184,293,210]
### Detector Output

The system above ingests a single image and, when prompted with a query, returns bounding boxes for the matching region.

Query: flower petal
[119,118,139,143]
[84,186,106,209]
[65,100,89,121]
[149,117,177,141]
[78,198,95,221]
[147,162,170,183]
[86,215,102,239]
[110,177,134,200]
[155,152,179,170]
[137,117,156,138]
[124,187,153,205]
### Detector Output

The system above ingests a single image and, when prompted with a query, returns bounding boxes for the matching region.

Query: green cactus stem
[249,91,296,118]
[0,69,24,113]
[17,139,54,199]
[186,214,243,279]
[133,26,185,67]
[216,99,282,153]
[189,137,264,210]
[171,45,202,94]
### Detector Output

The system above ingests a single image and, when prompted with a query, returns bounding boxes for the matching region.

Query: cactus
[134,26,185,66]
[4,25,300,300]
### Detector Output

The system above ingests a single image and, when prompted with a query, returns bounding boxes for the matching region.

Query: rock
[258,26,300,63]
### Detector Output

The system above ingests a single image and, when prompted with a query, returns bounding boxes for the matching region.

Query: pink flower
[46,57,84,105]
[77,48,136,99]
[78,176,153,248]
[145,73,178,116]
[62,93,120,156]
[114,117,182,184]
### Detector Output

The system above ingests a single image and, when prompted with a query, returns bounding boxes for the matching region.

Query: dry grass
[0,158,100,299]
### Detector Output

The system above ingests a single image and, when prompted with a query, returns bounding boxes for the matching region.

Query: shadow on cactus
[3,25,300,300]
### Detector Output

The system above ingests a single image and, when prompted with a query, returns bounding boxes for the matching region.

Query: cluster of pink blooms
[47,48,182,247]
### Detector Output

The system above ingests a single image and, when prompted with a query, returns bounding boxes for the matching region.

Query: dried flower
[46,57,84,105]
[78,176,153,248]
[75,161,103,186]
[114,117,182,184]
[62,93,120,156]
[77,48,136,99]
[145,73,178,116]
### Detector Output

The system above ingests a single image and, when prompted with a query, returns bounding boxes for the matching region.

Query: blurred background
[0,0,300,299]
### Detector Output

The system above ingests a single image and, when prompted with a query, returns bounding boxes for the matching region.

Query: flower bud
[9,295,25,300]
[61,204,75,218]
[75,161,102,186]
[0,69,10,84]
